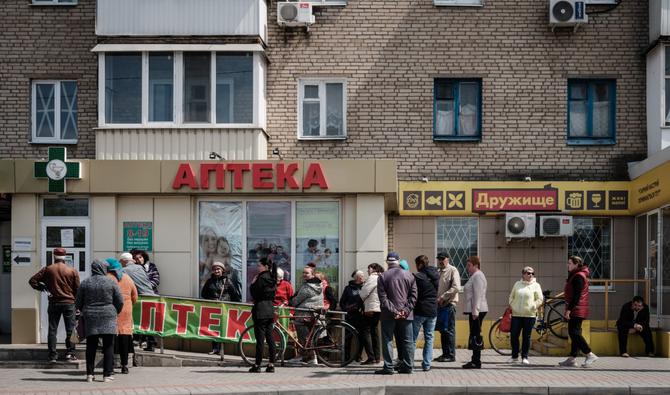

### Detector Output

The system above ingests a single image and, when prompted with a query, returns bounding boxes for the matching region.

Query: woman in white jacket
[358,263,384,364]
[462,256,488,369]
[507,266,543,365]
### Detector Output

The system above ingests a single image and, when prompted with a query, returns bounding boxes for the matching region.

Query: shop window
[434,78,482,141]
[568,217,612,280]
[31,81,78,143]
[567,79,616,145]
[665,47,670,126]
[43,198,89,217]
[198,202,243,292]
[298,80,346,139]
[436,217,478,283]
[101,51,256,126]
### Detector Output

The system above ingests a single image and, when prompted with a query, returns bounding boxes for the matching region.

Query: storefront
[0,150,396,344]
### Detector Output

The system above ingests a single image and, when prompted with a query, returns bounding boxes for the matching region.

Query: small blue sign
[575,1,585,20]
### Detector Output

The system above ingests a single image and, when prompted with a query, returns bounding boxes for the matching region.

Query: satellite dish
[507,217,526,234]
[552,1,574,22]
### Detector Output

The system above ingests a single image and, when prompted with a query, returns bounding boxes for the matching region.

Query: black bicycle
[489,291,567,356]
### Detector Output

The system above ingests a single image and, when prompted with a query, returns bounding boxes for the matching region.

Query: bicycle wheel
[488,318,512,356]
[238,324,286,367]
[547,300,568,339]
[310,322,360,367]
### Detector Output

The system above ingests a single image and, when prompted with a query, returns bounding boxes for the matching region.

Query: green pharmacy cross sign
[34,147,81,193]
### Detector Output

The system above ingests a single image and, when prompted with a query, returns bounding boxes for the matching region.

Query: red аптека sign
[472,187,559,212]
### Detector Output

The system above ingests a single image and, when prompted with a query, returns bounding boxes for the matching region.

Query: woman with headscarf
[248,257,277,373]
[107,258,138,374]
[75,259,124,382]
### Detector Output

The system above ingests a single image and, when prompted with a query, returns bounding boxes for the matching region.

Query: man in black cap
[29,247,80,362]
[434,252,461,362]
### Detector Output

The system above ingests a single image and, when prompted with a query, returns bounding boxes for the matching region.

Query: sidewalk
[0,349,668,395]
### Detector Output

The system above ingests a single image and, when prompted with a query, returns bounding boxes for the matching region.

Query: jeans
[510,316,535,359]
[86,334,114,377]
[381,318,414,372]
[568,316,591,357]
[437,304,456,359]
[361,312,381,361]
[412,315,437,370]
[468,312,486,365]
[617,325,654,355]
[47,302,76,360]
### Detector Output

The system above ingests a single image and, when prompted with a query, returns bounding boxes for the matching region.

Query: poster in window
[198,202,243,294]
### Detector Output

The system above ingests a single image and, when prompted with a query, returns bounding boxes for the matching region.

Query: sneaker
[462,362,481,369]
[507,357,518,364]
[374,369,394,375]
[521,358,530,365]
[266,364,275,373]
[208,350,220,355]
[648,353,656,358]
[307,357,320,366]
[582,352,598,368]
[85,375,94,383]
[621,353,630,358]
[65,354,77,361]
[558,357,577,367]
[121,366,129,374]
[103,376,114,382]
[361,359,376,365]
[248,364,261,373]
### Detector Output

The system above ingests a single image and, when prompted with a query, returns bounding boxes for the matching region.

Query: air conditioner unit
[549,0,588,29]
[505,213,536,238]
[277,2,315,27]
[539,215,574,237]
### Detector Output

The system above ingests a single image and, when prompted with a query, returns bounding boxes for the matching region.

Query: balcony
[96,0,267,41]
[650,0,670,42]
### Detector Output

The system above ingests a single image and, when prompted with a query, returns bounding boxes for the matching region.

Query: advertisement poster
[123,221,153,252]
[246,202,291,301]
[198,202,243,294]
[295,202,340,294]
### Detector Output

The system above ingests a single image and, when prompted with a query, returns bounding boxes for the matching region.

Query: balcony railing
[96,0,267,41]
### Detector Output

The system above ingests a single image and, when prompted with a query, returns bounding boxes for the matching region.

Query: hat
[53,248,67,261]
[399,260,409,271]
[211,261,225,270]
[436,252,449,260]
[119,252,133,262]
[386,252,400,263]
[105,258,123,281]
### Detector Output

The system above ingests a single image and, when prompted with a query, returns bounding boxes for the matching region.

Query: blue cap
[386,252,400,262]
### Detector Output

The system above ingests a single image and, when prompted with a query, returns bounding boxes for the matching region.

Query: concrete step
[0,359,85,369]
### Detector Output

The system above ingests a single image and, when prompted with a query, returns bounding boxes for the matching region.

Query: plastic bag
[499,307,512,333]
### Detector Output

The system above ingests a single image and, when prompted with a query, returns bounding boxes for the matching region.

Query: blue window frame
[434,78,482,141]
[567,79,616,145]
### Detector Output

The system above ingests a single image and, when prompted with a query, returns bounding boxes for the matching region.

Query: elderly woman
[201,261,234,355]
[507,266,543,365]
[359,263,384,365]
[462,256,488,369]
[273,268,294,307]
[248,257,278,373]
[75,259,124,382]
[107,258,138,374]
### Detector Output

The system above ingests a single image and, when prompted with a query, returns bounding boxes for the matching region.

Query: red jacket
[274,280,294,306]
[564,266,590,318]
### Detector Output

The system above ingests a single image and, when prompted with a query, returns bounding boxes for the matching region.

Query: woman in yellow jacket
[507,266,543,365]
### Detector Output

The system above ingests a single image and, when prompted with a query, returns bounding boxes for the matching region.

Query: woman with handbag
[462,256,487,369]
[358,263,384,365]
[200,261,239,355]
[507,266,543,365]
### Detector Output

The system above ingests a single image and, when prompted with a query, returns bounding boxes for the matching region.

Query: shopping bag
[499,307,512,333]
[69,325,80,344]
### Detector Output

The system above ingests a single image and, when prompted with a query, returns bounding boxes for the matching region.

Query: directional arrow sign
[12,254,31,266]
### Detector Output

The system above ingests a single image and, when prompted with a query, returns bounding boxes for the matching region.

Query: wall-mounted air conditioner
[505,213,536,238]
[277,2,315,27]
[549,0,588,30]
[539,215,574,237]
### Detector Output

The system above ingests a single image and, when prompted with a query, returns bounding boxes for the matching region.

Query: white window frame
[297,79,347,140]
[98,51,262,129]
[434,0,484,6]
[665,46,670,127]
[31,80,78,144]
[32,0,77,5]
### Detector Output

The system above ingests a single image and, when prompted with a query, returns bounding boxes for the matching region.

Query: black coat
[413,265,440,317]
[339,280,363,313]
[616,301,651,331]
[200,272,242,302]
[250,270,277,320]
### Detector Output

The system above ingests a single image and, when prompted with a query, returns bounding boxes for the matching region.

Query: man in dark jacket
[29,247,80,362]
[375,252,417,375]
[412,255,439,371]
[616,296,654,357]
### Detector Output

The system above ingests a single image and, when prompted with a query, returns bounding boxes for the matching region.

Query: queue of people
[29,248,159,382]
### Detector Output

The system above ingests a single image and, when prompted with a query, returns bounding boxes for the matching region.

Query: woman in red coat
[559,256,598,368]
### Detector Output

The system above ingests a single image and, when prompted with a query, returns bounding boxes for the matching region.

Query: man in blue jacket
[375,252,417,375]
[412,255,440,371]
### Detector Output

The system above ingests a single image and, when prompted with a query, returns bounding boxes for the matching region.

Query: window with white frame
[568,217,612,280]
[32,81,78,143]
[32,0,77,5]
[298,80,346,139]
[100,51,256,126]
[665,47,670,126]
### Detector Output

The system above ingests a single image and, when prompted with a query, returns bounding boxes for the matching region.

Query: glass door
[647,211,660,327]
[662,207,670,327]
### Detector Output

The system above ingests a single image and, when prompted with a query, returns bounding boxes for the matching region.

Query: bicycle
[237,307,360,367]
[489,290,567,356]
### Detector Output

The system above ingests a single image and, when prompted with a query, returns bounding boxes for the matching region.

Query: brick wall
[265,0,648,181]
[0,0,97,159]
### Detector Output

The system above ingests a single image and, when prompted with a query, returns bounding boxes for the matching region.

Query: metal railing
[589,279,650,331]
